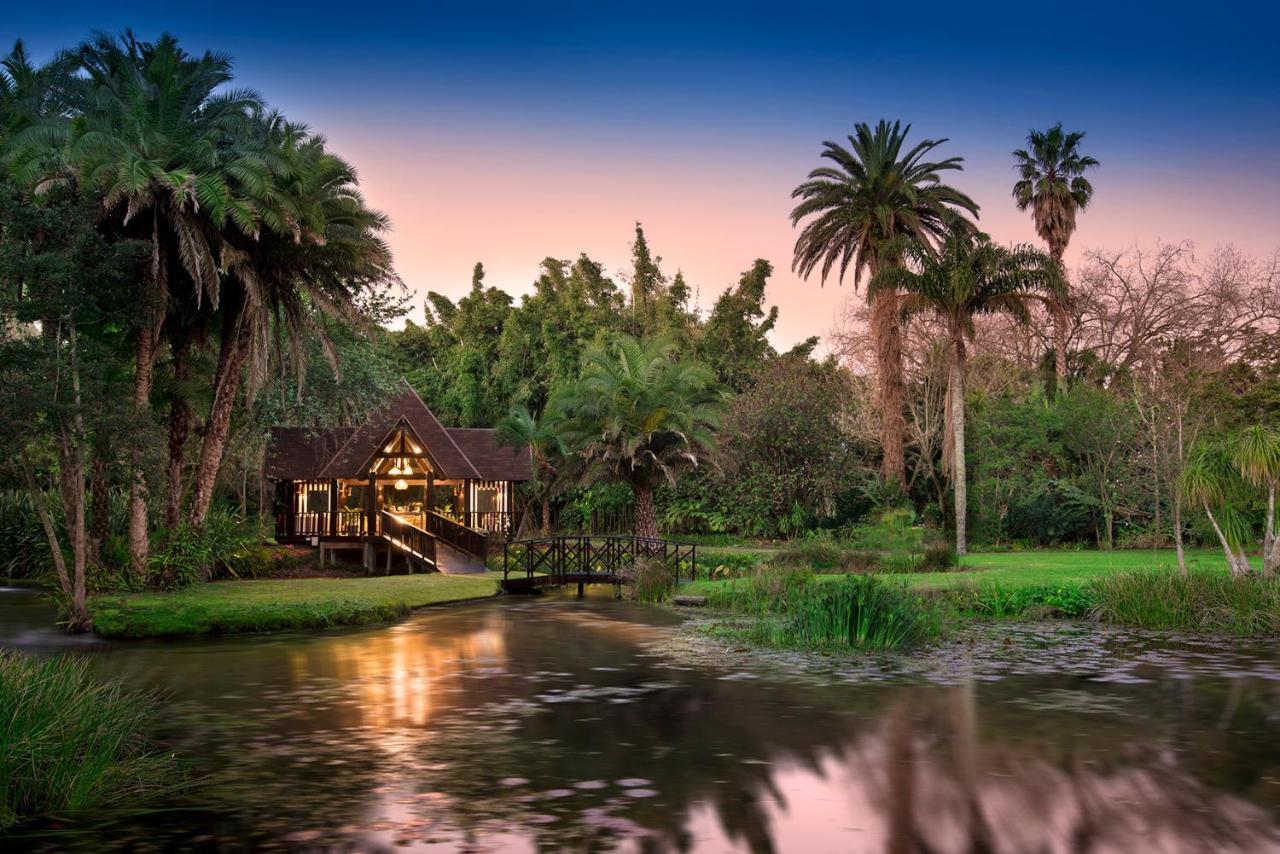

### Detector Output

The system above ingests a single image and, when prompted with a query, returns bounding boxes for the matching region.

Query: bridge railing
[502,536,698,584]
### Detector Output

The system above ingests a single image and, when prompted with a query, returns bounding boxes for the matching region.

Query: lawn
[685,548,1256,597]
[90,572,500,638]
[887,548,1253,589]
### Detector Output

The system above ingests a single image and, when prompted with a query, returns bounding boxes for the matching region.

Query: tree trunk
[1203,500,1249,577]
[871,289,906,486]
[1052,301,1069,385]
[632,481,658,540]
[541,499,552,536]
[1172,497,1187,577]
[1263,484,1277,577]
[188,321,251,526]
[88,450,110,566]
[948,336,968,556]
[1050,247,1070,385]
[127,322,159,578]
[164,334,193,529]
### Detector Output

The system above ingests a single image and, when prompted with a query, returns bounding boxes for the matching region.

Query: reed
[0,650,177,828]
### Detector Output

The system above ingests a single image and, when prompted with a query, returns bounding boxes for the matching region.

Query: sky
[7,2,1280,349]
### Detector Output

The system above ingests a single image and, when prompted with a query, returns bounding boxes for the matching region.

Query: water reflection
[3,587,1279,851]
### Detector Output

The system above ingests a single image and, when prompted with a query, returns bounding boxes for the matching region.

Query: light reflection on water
[3,584,1280,852]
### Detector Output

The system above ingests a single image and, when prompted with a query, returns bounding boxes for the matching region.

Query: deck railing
[277,509,367,539]
[379,510,437,570]
[424,510,491,560]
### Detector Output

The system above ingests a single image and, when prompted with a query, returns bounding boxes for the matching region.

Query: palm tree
[1179,444,1254,577]
[1012,124,1099,383]
[868,229,1062,554]
[186,115,394,526]
[790,120,978,485]
[1232,425,1280,575]
[9,31,267,573]
[551,336,726,539]
[496,406,564,536]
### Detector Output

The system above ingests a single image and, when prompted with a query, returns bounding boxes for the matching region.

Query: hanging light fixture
[388,462,401,476]
[394,478,408,491]
[401,458,412,476]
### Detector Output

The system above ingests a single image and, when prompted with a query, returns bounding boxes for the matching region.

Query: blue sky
[7,2,1278,345]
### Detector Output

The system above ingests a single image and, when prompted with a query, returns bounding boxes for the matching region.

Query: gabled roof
[264,380,534,483]
[447,428,533,481]
[264,427,356,480]
[317,381,481,479]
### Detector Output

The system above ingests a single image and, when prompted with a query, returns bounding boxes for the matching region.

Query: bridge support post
[577,581,584,598]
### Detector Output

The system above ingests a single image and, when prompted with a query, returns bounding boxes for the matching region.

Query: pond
[3,583,1280,851]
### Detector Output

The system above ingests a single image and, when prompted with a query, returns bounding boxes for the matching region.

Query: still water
[3,583,1280,852]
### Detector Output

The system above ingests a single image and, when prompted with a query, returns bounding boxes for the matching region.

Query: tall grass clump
[705,568,945,650]
[0,650,177,828]
[770,575,946,650]
[629,557,677,603]
[1091,570,1280,636]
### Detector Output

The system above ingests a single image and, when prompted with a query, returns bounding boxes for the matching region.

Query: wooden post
[329,478,338,538]
[366,471,376,539]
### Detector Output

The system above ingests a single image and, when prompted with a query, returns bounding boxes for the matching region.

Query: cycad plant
[551,336,726,539]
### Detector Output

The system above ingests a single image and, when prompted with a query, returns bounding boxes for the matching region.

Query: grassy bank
[0,650,177,828]
[90,572,500,638]
[684,549,1278,638]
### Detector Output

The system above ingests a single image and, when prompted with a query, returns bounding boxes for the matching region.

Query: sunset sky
[10,2,1280,349]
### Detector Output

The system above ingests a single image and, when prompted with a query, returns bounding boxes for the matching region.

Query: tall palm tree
[790,120,978,485]
[551,336,726,539]
[1012,124,1098,383]
[187,115,394,525]
[496,405,564,536]
[868,229,1062,554]
[9,31,267,573]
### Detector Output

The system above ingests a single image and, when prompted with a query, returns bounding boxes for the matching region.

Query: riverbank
[682,557,1280,640]
[89,572,500,638]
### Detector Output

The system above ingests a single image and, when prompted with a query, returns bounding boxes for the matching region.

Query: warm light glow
[395,478,408,491]
[401,460,412,476]
[389,464,401,476]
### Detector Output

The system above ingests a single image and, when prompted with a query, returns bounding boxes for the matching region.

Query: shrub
[776,532,844,570]
[841,507,924,552]
[1090,570,1280,635]
[628,557,677,603]
[773,533,880,574]
[146,523,211,590]
[918,543,957,572]
[0,650,177,828]
[880,552,923,573]
[706,551,766,579]
[0,490,55,579]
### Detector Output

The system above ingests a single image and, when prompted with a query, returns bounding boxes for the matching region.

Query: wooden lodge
[264,381,531,573]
